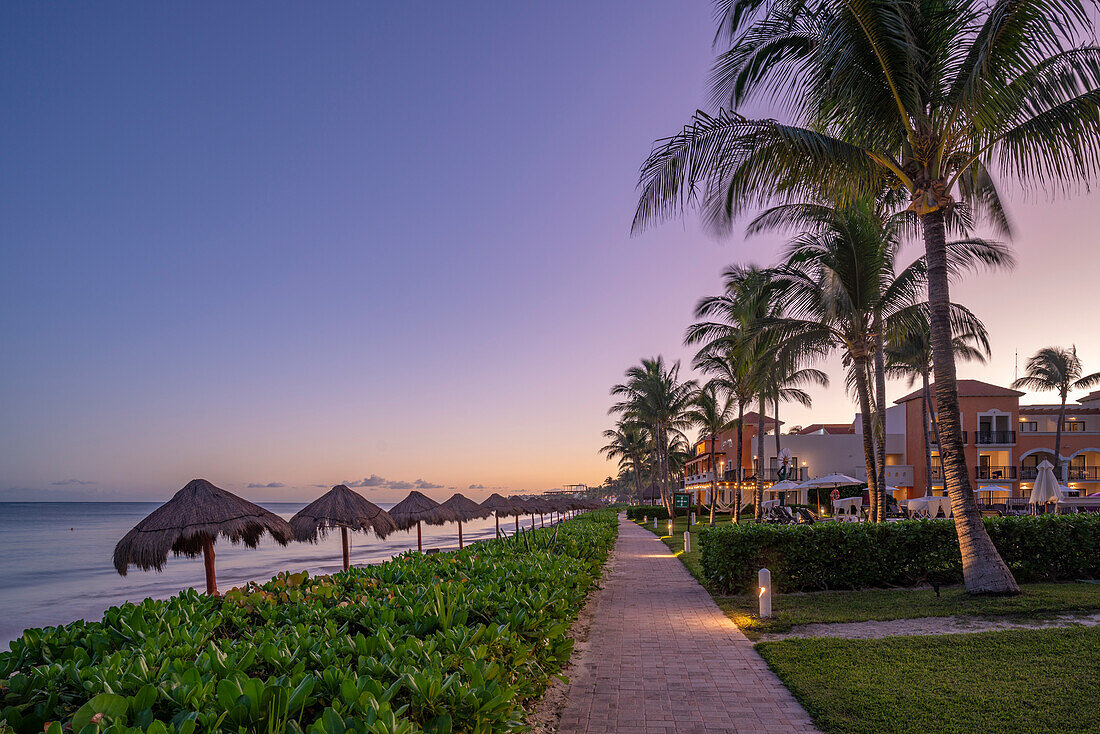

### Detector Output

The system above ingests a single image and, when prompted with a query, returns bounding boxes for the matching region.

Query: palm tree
[886,311,990,497]
[686,265,796,520]
[752,199,1010,520]
[601,421,651,504]
[610,357,698,518]
[634,0,1098,592]
[1012,347,1100,480]
[686,380,738,524]
[765,343,829,476]
[694,345,756,523]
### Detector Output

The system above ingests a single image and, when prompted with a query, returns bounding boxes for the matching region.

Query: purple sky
[2,2,1098,502]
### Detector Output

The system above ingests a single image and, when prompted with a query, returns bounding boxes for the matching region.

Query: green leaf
[71,693,129,730]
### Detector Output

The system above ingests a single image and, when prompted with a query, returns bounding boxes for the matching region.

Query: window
[1064,421,1084,432]
[1019,421,1038,432]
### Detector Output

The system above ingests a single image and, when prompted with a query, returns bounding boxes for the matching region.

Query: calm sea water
[0,501,545,649]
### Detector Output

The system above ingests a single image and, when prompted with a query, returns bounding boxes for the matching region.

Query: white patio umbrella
[801,473,862,487]
[1029,460,1062,508]
[976,485,1011,500]
[800,473,862,515]
[765,479,806,504]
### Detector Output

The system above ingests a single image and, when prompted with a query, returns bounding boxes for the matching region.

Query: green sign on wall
[673,493,691,509]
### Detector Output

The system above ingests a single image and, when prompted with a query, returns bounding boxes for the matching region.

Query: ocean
[0,501,541,649]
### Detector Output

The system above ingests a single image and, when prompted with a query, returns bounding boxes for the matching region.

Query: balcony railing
[974,430,1016,445]
[976,465,1017,480]
[1069,466,1100,481]
[931,466,1019,481]
[927,431,967,445]
[720,467,807,482]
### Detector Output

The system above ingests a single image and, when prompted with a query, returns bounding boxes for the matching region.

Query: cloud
[246,482,285,489]
[346,474,388,488]
[468,483,486,490]
[312,483,329,488]
[343,476,444,492]
[51,479,96,486]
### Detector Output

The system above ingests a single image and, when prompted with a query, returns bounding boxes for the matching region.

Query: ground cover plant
[699,515,1100,594]
[757,628,1100,734]
[0,510,617,734]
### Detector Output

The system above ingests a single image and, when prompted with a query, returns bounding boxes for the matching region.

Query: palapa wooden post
[514,514,519,533]
[416,521,423,552]
[495,514,500,538]
[341,527,350,571]
[202,534,218,596]
[458,520,464,549]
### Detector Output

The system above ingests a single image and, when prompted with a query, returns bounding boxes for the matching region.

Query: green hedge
[699,514,1100,594]
[0,511,618,734]
[624,506,670,521]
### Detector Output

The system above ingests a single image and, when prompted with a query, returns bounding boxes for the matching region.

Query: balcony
[976,465,1017,481]
[1069,466,1100,481]
[974,430,1016,445]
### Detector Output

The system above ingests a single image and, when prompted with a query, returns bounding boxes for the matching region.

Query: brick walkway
[557,516,819,734]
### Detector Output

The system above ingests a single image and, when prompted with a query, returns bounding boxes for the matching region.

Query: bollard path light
[758,568,772,618]
[683,531,691,553]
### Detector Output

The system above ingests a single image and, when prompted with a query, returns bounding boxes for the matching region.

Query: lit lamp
[758,568,772,618]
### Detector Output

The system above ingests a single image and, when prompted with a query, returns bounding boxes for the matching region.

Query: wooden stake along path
[557,515,819,734]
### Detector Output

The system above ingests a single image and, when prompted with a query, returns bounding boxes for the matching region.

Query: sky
[2,2,1098,502]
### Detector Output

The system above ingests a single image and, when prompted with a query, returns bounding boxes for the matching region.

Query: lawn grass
[716,582,1100,639]
[633,513,743,582]
[757,627,1100,734]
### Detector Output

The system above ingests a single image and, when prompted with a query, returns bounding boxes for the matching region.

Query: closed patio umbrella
[290,485,397,570]
[479,493,521,538]
[113,478,293,596]
[388,491,460,552]
[1029,460,1062,511]
[440,492,491,549]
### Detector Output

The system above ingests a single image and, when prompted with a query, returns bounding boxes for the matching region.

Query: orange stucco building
[896,380,1100,501]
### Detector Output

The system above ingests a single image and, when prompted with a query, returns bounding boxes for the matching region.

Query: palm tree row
[631,0,1100,594]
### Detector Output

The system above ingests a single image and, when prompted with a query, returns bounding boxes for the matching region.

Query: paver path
[557,516,819,734]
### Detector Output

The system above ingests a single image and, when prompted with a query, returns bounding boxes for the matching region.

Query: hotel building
[683,379,1100,505]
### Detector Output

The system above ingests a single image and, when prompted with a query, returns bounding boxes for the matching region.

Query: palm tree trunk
[632,459,644,506]
[1055,396,1067,482]
[874,330,888,521]
[658,425,673,520]
[921,372,934,497]
[854,357,879,520]
[774,393,781,464]
[735,403,745,523]
[755,392,765,520]
[709,437,717,524]
[922,208,1018,594]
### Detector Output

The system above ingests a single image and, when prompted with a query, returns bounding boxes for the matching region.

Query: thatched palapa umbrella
[290,485,397,571]
[479,493,521,538]
[440,493,491,549]
[113,478,293,596]
[389,490,460,552]
[510,495,544,531]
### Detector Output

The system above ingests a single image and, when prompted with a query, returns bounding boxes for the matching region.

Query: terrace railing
[974,430,1016,445]
[976,465,1017,480]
